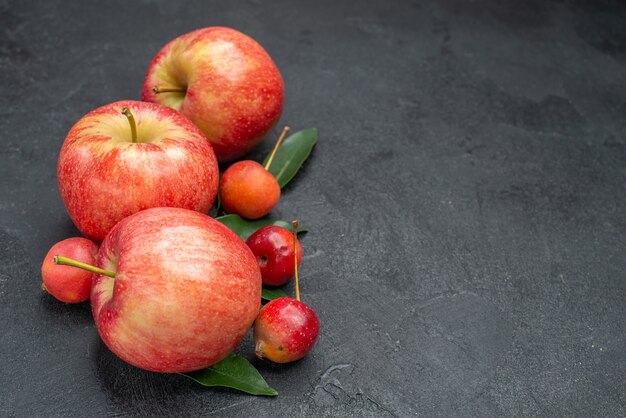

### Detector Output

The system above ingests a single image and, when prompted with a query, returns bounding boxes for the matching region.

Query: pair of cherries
[247,222,320,363]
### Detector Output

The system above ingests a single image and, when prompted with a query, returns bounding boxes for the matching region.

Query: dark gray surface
[1,0,625,416]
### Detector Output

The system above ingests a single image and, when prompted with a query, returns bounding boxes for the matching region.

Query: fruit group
[142,27,284,162]
[220,161,281,219]
[41,237,99,303]
[57,100,219,241]
[247,226,302,286]
[254,297,320,363]
[90,207,261,373]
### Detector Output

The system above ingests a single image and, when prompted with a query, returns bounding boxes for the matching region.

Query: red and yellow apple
[57,100,219,242]
[91,207,261,373]
[141,27,284,162]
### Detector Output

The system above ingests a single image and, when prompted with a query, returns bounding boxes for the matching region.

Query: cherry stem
[53,255,116,278]
[292,220,300,302]
[264,126,290,171]
[121,107,137,143]
[152,86,186,94]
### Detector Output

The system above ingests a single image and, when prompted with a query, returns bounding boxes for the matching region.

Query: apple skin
[254,297,320,363]
[246,226,302,287]
[141,27,284,162]
[220,160,281,219]
[41,237,99,303]
[91,207,261,373]
[57,100,219,242]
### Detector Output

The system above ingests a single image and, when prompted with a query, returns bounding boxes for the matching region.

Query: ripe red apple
[41,237,98,303]
[220,161,281,219]
[141,27,284,162]
[254,297,320,363]
[90,207,261,373]
[246,226,302,286]
[57,100,219,242]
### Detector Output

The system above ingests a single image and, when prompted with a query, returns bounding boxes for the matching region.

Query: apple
[86,207,261,373]
[141,27,284,162]
[41,237,99,303]
[57,100,219,242]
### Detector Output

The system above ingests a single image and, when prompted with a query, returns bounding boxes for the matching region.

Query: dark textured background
[1,0,625,416]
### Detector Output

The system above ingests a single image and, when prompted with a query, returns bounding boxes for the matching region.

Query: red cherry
[220,161,280,219]
[218,126,290,220]
[247,226,302,287]
[41,237,98,303]
[253,297,320,363]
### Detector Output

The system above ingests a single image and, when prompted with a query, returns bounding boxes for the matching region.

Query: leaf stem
[121,107,137,143]
[152,86,186,94]
[54,255,115,278]
[292,220,300,302]
[264,126,290,171]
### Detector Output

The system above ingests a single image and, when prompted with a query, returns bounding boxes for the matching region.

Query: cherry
[246,225,302,287]
[253,297,320,363]
[219,127,289,219]
[41,237,99,303]
[254,221,320,363]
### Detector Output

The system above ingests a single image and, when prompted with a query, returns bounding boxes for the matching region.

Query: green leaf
[181,353,278,396]
[209,193,221,218]
[263,128,318,188]
[216,214,308,241]
[262,287,287,302]
[208,172,223,218]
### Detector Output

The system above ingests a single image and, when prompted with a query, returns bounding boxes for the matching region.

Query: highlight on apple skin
[141,26,284,162]
[57,100,219,242]
[91,207,262,373]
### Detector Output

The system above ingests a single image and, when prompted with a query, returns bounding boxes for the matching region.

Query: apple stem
[53,255,116,278]
[264,126,290,171]
[121,107,137,143]
[152,86,186,94]
[292,220,300,302]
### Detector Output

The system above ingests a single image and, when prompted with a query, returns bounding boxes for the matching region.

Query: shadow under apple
[92,336,196,413]
[91,331,268,414]
[38,292,93,327]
